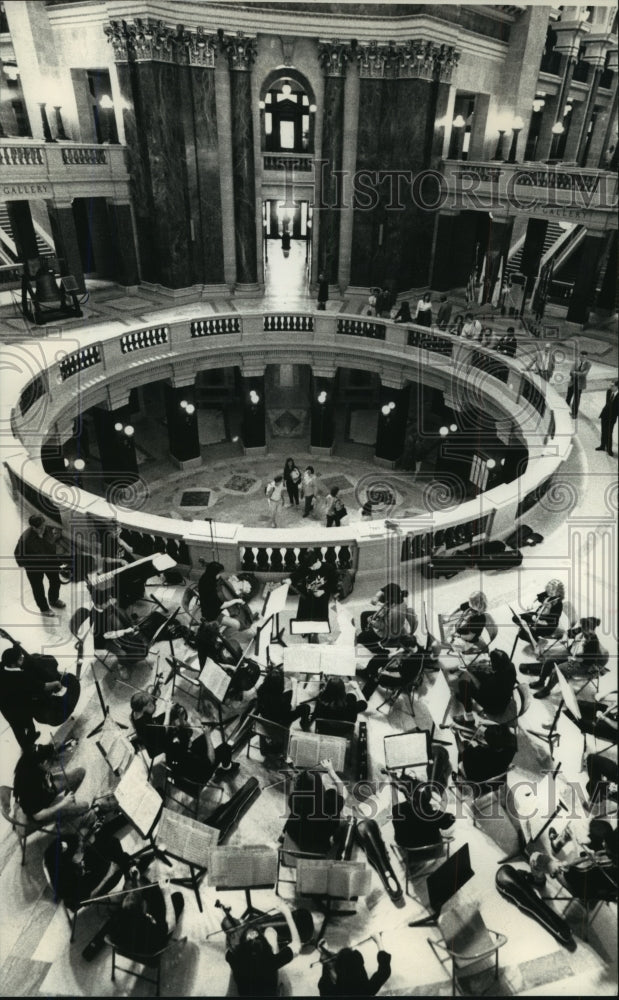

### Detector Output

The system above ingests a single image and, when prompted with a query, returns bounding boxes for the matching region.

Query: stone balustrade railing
[4,308,573,581]
[0,139,130,202]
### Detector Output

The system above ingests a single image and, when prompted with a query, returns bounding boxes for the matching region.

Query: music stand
[290,619,331,636]
[384,730,431,780]
[87,661,128,738]
[296,858,371,937]
[425,670,454,732]
[508,605,538,661]
[526,667,578,756]
[256,581,290,649]
[198,658,240,740]
[207,845,279,919]
[408,843,475,927]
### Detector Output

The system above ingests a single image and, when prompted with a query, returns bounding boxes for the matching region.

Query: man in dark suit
[596,379,619,457]
[565,350,592,417]
[13,515,65,616]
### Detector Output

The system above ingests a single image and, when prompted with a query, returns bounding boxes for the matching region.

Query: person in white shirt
[265,475,285,527]
[415,292,433,327]
[461,313,481,340]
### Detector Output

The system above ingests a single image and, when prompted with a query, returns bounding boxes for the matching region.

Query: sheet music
[318,646,356,677]
[288,732,347,773]
[262,581,290,620]
[289,619,331,635]
[97,727,134,775]
[384,732,429,770]
[156,807,219,867]
[152,553,176,573]
[282,646,322,674]
[554,667,582,720]
[297,860,370,899]
[199,658,231,703]
[114,756,162,838]
[207,845,278,888]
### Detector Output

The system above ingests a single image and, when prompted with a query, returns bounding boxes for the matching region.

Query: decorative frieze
[104,19,217,66]
[356,39,460,81]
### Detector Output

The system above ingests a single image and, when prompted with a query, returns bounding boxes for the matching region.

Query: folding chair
[275,835,329,894]
[394,833,453,898]
[374,649,426,717]
[246,714,290,764]
[106,937,173,997]
[428,903,507,996]
[0,786,55,866]
[162,765,224,821]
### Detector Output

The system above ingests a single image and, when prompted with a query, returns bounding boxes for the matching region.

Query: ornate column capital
[318,40,355,77]
[104,18,217,66]
[218,30,258,71]
[354,39,459,82]
[553,18,591,61]
[583,35,615,70]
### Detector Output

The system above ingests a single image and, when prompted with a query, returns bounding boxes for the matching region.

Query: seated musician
[391,777,455,850]
[531,818,618,905]
[91,594,151,675]
[284,760,345,854]
[457,723,518,784]
[525,617,608,700]
[0,647,40,749]
[196,619,242,670]
[99,521,135,570]
[451,648,517,721]
[586,753,618,806]
[313,677,367,725]
[225,899,301,997]
[359,636,424,701]
[512,579,564,647]
[165,702,240,785]
[576,697,617,743]
[107,859,184,957]
[442,591,489,648]
[255,667,311,752]
[44,821,134,911]
[317,937,392,997]
[130,691,167,758]
[13,744,90,825]
[356,584,417,653]
[198,561,248,638]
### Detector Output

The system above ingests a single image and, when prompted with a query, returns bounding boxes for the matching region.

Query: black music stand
[295,858,371,938]
[408,843,475,927]
[198,658,240,741]
[256,581,291,650]
[208,845,279,920]
[87,661,128,738]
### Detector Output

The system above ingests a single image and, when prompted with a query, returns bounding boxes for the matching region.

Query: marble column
[430,210,459,291]
[224,34,258,290]
[240,374,266,454]
[375,383,410,468]
[106,200,140,286]
[164,382,202,470]
[567,231,606,325]
[596,231,617,314]
[310,374,336,455]
[92,406,138,487]
[317,42,351,287]
[46,201,85,292]
[6,201,38,261]
[520,217,547,305]
[338,60,360,293]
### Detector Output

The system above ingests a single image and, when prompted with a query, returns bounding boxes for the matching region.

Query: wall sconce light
[185,403,195,415]
[309,103,317,113]
[249,390,260,405]
[449,423,458,433]
[281,83,292,96]
[551,121,565,135]
[486,458,496,469]
[317,390,327,404]
[388,401,396,411]
[500,457,506,467]
[451,115,466,159]
[73,458,86,471]
[99,94,114,110]
[180,399,188,409]
[438,425,449,436]
[532,98,545,113]
[124,425,134,437]
[381,404,391,417]
[452,114,466,128]
[508,115,524,163]
[114,421,124,432]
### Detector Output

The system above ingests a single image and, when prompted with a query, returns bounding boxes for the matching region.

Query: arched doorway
[260,71,316,300]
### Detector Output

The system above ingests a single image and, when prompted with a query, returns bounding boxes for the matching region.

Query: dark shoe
[39,609,55,617]
[519,664,541,676]
[608,452,614,458]
[533,687,551,699]
[529,680,544,690]
[595,446,605,451]
[50,599,66,609]
[453,715,475,729]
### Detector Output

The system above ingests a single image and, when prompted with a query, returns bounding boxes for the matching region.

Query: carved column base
[169,454,203,471]
[242,444,268,457]
[235,282,264,297]
[310,444,334,457]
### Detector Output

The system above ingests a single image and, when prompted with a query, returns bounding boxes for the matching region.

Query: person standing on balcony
[415,292,433,327]
[566,350,592,417]
[317,272,329,311]
[436,295,453,330]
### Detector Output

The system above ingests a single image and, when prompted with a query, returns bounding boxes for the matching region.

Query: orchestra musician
[44,817,135,912]
[441,591,489,649]
[522,617,608,699]
[313,677,367,725]
[224,898,301,997]
[391,776,455,850]
[358,635,424,701]
[316,937,392,997]
[355,584,417,654]
[130,691,167,759]
[90,594,151,676]
[107,860,185,958]
[165,702,240,784]
[198,561,249,638]
[512,579,565,647]
[255,667,311,753]
[456,722,518,784]
[291,549,339,638]
[450,648,517,721]
[12,744,90,826]
[284,759,345,854]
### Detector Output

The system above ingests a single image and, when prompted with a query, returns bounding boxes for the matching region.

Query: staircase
[506,221,565,276]
[0,203,54,261]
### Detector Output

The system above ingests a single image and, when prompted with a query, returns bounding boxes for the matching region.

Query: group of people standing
[266,459,347,528]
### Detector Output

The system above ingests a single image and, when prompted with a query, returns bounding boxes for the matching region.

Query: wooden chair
[428,903,507,996]
[106,936,173,997]
[0,785,54,865]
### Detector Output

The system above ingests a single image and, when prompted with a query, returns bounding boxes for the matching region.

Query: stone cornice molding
[355,39,460,82]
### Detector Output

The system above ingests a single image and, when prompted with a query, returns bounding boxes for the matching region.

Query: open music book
[288,732,348,773]
[156,807,219,868]
[297,859,371,899]
[114,756,163,838]
[207,845,278,888]
[282,645,355,677]
[384,731,429,771]
[199,657,232,704]
[97,720,135,776]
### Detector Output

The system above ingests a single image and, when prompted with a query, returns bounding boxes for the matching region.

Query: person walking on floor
[265,474,286,527]
[301,465,317,518]
[566,350,592,418]
[325,486,347,528]
[596,378,619,457]
[283,457,302,508]
[13,514,66,617]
